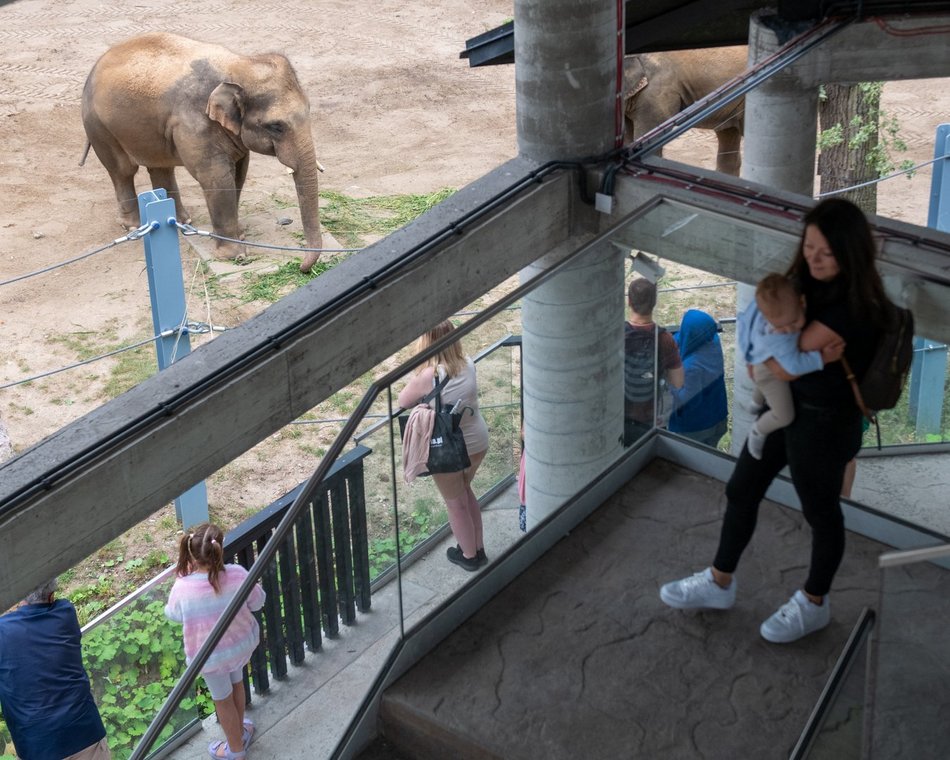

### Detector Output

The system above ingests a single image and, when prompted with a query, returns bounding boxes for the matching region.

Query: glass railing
[126,273,550,758]
[789,608,875,759]
[866,543,950,759]
[100,191,948,754]
[80,570,204,760]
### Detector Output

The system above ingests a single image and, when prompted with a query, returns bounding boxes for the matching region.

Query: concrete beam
[606,158,950,343]
[788,13,950,86]
[0,158,574,610]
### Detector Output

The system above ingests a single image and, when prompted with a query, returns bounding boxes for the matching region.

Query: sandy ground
[0,0,517,442]
[0,0,946,547]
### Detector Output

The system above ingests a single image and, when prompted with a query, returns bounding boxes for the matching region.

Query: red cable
[615,0,625,149]
[872,16,950,36]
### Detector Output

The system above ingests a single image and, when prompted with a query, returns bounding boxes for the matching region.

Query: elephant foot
[118,214,140,231]
[214,240,248,264]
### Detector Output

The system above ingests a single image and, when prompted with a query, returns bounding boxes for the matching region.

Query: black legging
[713,398,864,597]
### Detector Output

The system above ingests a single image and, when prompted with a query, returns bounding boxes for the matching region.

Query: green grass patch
[52,328,119,361]
[49,329,157,398]
[241,260,333,303]
[197,267,234,303]
[103,346,156,397]
[240,189,458,302]
[321,188,456,246]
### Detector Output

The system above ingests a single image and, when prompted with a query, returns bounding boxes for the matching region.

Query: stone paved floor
[376,458,950,759]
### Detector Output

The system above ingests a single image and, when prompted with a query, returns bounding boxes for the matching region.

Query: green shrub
[82,598,213,758]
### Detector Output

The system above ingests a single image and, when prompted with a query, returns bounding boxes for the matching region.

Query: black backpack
[842,301,914,439]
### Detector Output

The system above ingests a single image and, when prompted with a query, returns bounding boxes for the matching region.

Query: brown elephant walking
[81,32,324,273]
[623,46,747,176]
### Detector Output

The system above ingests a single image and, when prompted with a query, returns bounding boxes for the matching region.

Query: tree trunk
[818,83,880,215]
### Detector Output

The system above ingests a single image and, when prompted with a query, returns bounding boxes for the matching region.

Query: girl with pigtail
[165,523,265,760]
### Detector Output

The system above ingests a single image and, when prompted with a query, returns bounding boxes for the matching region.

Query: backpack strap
[417,373,450,407]
[841,356,882,450]
[840,357,874,421]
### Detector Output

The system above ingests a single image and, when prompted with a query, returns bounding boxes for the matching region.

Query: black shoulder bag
[425,379,472,474]
[397,375,471,475]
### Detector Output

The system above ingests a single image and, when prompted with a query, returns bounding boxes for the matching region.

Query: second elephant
[82,32,324,273]
[623,46,747,176]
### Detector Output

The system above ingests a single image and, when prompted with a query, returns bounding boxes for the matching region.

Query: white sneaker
[659,568,736,610]
[760,590,831,643]
[746,424,767,460]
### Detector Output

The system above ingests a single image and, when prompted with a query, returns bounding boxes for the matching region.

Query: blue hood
[675,309,719,358]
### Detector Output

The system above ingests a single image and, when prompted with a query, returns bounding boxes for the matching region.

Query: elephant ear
[206,82,245,137]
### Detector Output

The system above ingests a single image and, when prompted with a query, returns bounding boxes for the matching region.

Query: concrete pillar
[731,11,819,455]
[515,0,623,527]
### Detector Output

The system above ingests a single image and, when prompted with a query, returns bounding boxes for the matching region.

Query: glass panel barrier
[616,198,950,528]
[789,609,874,760]
[80,569,202,760]
[868,544,950,760]
[135,279,538,758]
[128,186,950,759]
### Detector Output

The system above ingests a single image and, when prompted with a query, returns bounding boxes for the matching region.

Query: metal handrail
[879,542,950,568]
[128,195,630,759]
[353,333,522,445]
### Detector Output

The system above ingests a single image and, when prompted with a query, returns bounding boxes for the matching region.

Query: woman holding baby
[659,198,889,644]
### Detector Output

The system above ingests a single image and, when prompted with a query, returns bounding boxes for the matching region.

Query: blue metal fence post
[138,189,210,529]
[909,125,950,438]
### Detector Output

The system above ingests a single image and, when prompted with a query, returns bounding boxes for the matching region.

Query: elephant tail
[78,141,91,167]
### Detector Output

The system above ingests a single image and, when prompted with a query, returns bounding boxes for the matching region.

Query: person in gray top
[399,320,490,572]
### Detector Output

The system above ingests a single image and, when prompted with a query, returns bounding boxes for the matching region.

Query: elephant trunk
[284,140,323,274]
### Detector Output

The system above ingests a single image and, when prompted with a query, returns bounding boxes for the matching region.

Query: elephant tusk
[286,160,325,175]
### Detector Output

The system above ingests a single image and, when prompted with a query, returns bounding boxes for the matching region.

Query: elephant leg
[146,167,192,224]
[716,128,742,176]
[90,138,141,230]
[195,165,246,261]
[234,154,250,238]
[234,153,249,204]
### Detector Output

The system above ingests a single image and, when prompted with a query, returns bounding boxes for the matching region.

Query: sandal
[242,718,255,748]
[207,739,246,760]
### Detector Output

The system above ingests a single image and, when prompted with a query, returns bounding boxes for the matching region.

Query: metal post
[909,338,948,439]
[908,125,950,438]
[138,189,210,528]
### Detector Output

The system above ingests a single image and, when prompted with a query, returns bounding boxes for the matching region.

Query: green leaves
[75,595,209,757]
[816,81,913,180]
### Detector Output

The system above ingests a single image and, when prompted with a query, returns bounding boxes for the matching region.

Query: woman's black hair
[786,198,889,327]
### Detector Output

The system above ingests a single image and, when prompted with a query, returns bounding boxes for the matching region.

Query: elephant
[81,32,323,273]
[623,46,748,176]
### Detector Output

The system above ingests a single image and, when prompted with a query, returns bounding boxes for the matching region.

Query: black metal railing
[223,444,373,696]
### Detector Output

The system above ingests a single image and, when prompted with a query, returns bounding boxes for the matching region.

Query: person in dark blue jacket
[669,309,729,448]
[0,580,110,760]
